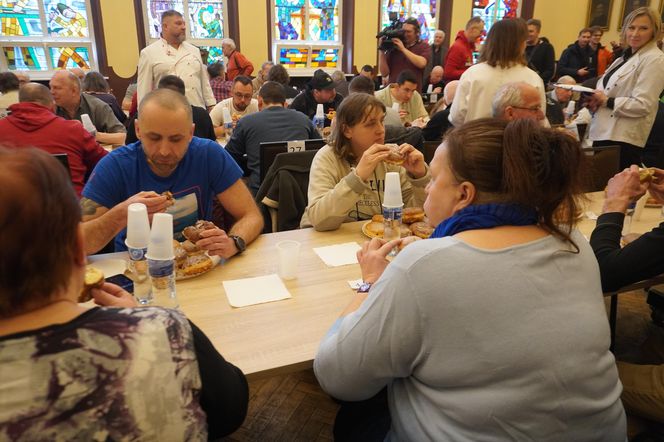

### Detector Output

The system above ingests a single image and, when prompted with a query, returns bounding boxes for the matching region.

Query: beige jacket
[300,144,430,231]
[589,41,664,148]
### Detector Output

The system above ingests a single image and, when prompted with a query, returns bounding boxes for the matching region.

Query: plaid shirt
[210,77,232,103]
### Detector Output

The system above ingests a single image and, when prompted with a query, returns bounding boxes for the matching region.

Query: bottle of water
[148,258,178,309]
[313,103,325,137]
[128,248,152,305]
[222,107,234,138]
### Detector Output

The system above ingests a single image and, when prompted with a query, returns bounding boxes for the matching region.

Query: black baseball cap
[309,69,335,90]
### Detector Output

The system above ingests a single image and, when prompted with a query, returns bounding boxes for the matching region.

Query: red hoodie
[0,102,107,196]
[443,30,476,82]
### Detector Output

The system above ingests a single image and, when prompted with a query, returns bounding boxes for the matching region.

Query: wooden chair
[583,145,620,192]
[423,140,440,164]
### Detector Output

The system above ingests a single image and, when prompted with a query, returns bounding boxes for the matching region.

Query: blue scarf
[430,203,539,239]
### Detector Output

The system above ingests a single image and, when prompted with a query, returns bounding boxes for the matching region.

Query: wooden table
[90,193,663,379]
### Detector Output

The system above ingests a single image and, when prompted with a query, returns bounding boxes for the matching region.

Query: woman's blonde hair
[329,94,386,164]
[620,7,662,48]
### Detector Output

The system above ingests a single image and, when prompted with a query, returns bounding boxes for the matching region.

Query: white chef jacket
[137,38,216,109]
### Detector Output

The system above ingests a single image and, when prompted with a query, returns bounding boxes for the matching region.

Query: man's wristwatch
[229,235,246,254]
[357,282,373,293]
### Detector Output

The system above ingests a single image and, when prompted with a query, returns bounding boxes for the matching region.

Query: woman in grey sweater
[315,118,626,441]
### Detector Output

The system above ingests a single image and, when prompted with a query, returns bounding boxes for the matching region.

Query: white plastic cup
[146,213,174,260]
[315,103,324,118]
[383,171,403,208]
[81,113,96,135]
[125,203,150,249]
[426,84,433,93]
[276,240,300,280]
[221,107,233,125]
[392,102,400,112]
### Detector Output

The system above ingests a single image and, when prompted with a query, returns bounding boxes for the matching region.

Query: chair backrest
[423,140,440,164]
[52,153,71,178]
[583,145,620,192]
[259,138,326,183]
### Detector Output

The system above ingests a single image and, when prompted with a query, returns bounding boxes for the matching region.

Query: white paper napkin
[223,274,292,308]
[313,242,361,267]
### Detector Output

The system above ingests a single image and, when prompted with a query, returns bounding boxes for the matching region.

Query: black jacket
[557,42,595,82]
[525,37,556,84]
[289,88,343,126]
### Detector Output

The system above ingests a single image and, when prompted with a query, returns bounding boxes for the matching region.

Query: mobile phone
[105,274,134,294]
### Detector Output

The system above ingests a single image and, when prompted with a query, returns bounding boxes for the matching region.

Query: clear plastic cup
[276,240,300,280]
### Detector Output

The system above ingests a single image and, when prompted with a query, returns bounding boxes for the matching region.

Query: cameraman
[379,17,430,91]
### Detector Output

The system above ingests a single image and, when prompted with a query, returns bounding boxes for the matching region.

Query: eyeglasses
[233,92,253,100]
[511,105,542,113]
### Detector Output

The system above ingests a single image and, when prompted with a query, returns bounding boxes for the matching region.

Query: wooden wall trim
[227,0,240,50]
[266,0,273,62]
[521,0,535,20]
[440,0,454,49]
[133,0,147,51]
[342,0,355,73]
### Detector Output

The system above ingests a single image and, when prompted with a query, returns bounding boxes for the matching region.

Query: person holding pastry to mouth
[300,94,430,231]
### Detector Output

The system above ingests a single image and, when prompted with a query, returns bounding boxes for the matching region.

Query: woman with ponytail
[314,118,626,440]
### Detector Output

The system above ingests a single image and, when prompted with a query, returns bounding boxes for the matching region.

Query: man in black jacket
[290,69,343,126]
[524,19,555,85]
[557,28,595,82]
[589,166,664,425]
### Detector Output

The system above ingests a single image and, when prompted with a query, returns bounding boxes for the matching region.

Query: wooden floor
[223,289,663,441]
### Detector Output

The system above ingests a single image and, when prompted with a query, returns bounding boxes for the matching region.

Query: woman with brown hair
[300,93,429,231]
[0,148,248,440]
[449,18,546,126]
[82,71,126,124]
[588,7,664,169]
[315,118,625,440]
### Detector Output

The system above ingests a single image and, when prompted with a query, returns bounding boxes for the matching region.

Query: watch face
[232,235,246,252]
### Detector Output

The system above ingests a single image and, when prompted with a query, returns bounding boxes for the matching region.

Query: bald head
[492,82,544,121]
[19,83,55,109]
[443,80,459,105]
[69,67,86,81]
[430,66,444,84]
[139,88,192,124]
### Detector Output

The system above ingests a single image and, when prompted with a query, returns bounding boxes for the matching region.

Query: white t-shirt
[210,97,259,126]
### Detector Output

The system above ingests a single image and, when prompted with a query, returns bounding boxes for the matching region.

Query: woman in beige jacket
[300,94,430,231]
[588,7,664,168]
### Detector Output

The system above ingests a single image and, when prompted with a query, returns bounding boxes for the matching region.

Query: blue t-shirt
[83,137,243,251]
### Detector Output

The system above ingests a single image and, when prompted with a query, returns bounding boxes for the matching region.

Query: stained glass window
[310,47,338,68]
[2,46,47,70]
[278,46,309,68]
[143,1,227,43]
[0,0,42,37]
[0,0,96,76]
[472,0,520,37]
[198,45,224,64]
[380,0,439,43]
[272,0,341,69]
[49,46,90,69]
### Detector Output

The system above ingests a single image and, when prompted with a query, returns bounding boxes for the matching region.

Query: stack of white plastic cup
[126,203,151,304]
[146,213,178,308]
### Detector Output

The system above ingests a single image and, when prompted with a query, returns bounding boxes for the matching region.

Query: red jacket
[0,102,107,196]
[443,30,476,82]
[226,50,254,81]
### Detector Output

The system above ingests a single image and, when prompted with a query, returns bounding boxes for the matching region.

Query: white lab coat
[137,38,216,109]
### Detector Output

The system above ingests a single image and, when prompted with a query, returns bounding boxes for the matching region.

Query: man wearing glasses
[492,82,546,123]
[210,76,258,139]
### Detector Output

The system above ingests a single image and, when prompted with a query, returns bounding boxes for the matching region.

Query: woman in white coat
[448,18,546,127]
[588,7,664,168]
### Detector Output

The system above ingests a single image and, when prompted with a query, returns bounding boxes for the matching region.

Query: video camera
[376,12,405,51]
